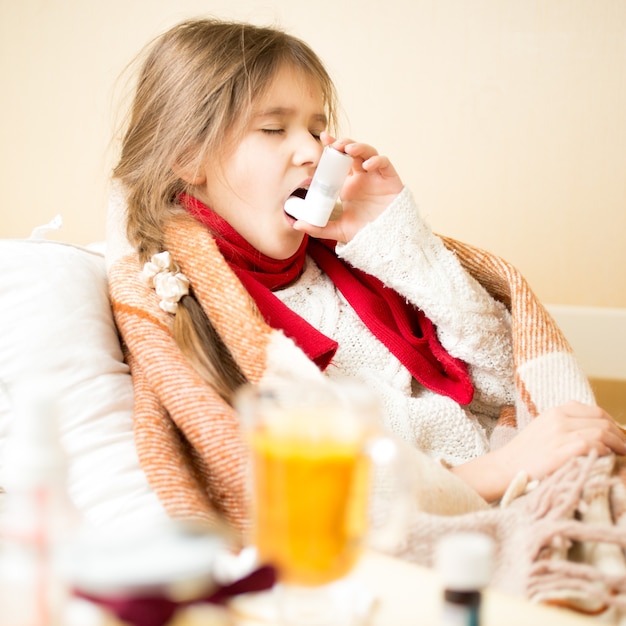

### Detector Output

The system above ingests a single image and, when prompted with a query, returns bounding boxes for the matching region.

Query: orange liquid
[251,433,369,586]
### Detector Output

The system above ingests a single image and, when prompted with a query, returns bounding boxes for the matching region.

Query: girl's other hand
[451,401,626,503]
[292,132,404,243]
[498,401,626,477]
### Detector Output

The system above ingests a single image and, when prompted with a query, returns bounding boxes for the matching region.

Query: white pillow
[0,238,168,528]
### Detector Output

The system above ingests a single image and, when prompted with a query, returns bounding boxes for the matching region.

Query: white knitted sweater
[275,187,515,466]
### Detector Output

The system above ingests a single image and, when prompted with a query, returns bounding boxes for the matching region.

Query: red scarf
[180,194,474,405]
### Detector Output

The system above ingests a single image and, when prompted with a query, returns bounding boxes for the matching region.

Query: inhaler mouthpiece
[284,146,353,227]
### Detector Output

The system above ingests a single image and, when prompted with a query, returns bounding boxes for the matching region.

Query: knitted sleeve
[336,187,515,395]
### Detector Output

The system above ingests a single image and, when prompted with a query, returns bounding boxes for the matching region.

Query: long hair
[113,18,338,401]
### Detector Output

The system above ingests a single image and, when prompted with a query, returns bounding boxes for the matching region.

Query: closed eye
[261,128,284,135]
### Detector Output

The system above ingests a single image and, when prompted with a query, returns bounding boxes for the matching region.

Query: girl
[107,18,625,539]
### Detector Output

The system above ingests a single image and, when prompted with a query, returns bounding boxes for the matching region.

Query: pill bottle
[435,532,495,626]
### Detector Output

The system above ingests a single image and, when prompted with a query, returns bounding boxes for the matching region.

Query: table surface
[354,551,599,626]
[221,550,601,626]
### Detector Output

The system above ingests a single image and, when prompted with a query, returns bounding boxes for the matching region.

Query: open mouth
[290,187,308,200]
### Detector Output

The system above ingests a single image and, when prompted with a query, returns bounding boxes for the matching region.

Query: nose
[293,132,323,168]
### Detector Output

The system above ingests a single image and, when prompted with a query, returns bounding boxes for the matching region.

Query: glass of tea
[235,378,410,625]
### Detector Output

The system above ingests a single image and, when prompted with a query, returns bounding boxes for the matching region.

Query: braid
[174,294,247,403]
[130,204,246,400]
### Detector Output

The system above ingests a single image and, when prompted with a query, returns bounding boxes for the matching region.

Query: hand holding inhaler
[284,146,352,227]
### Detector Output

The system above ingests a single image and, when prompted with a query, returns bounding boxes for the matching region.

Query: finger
[607,433,626,455]
[343,141,379,161]
[553,403,622,438]
[320,131,336,147]
[555,436,612,465]
[292,219,344,242]
[570,423,625,455]
[361,154,398,178]
[325,136,357,153]
[600,425,626,455]
[560,414,626,447]
[560,401,609,421]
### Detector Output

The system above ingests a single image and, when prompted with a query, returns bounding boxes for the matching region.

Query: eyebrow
[254,107,327,125]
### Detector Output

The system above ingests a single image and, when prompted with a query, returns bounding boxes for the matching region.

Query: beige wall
[1,0,625,307]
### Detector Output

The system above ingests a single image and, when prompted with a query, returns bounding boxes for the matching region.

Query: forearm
[449,450,513,504]
[336,187,513,374]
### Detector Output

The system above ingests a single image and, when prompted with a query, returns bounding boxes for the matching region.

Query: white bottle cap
[435,532,495,591]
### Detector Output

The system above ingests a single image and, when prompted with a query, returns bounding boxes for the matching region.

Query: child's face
[190,65,327,259]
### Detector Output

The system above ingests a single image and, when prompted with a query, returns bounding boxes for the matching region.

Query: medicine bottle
[0,387,77,626]
[435,532,495,626]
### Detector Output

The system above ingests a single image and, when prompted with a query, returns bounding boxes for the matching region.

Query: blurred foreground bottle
[0,386,77,626]
[435,532,495,626]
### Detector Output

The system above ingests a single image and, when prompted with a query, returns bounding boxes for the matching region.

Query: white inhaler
[284,146,353,227]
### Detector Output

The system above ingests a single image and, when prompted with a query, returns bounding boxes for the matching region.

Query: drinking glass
[235,378,410,625]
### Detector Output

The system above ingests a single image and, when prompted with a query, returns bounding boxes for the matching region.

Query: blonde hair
[114,18,338,401]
